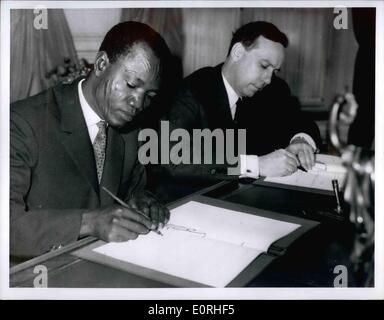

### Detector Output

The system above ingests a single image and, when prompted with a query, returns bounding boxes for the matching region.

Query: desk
[10,180,358,288]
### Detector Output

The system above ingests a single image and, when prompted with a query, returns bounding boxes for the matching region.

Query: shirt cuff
[240,154,260,179]
[291,133,317,150]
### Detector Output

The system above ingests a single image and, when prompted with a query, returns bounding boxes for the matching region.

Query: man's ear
[230,42,245,62]
[94,51,110,76]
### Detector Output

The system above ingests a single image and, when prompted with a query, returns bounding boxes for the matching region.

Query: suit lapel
[210,65,234,127]
[54,78,100,197]
[99,127,125,205]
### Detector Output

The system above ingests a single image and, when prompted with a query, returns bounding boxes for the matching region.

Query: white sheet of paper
[264,154,346,191]
[93,201,300,287]
[167,201,300,252]
[94,231,262,287]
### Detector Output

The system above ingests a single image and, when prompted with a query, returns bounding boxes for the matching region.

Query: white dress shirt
[222,73,240,120]
[221,73,316,178]
[78,79,103,144]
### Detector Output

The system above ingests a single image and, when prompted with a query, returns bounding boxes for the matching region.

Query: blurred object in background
[10,9,79,103]
[327,9,375,286]
[348,8,375,150]
[45,57,92,84]
[329,92,374,287]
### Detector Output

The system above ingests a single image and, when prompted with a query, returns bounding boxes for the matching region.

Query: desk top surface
[10,180,357,288]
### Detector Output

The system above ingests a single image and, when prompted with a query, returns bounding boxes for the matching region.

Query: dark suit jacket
[10,77,146,259]
[161,64,321,180]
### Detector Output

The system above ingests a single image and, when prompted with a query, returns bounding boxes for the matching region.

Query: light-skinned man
[158,21,322,200]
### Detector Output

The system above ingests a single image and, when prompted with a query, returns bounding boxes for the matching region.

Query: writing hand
[80,204,153,242]
[259,149,299,177]
[127,191,170,230]
[286,137,315,171]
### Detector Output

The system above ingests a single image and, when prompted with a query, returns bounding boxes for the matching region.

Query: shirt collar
[78,78,102,128]
[221,72,240,109]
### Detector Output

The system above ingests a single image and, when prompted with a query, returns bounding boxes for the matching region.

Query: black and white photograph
[0,0,383,301]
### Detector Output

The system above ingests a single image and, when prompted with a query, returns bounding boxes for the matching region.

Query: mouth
[118,109,134,122]
[249,84,261,92]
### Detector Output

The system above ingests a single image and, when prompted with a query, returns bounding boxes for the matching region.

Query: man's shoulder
[11,88,54,113]
[184,65,220,85]
[10,80,79,125]
[11,83,69,119]
[177,65,222,101]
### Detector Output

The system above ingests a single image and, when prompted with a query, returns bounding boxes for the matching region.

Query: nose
[263,70,273,85]
[129,92,145,111]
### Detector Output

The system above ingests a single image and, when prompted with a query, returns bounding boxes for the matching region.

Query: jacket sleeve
[10,111,84,259]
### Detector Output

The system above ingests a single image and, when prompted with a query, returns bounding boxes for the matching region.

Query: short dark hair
[228,21,289,56]
[99,21,170,65]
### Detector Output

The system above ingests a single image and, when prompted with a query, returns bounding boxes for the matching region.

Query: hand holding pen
[79,187,169,242]
[286,137,318,172]
[102,187,169,236]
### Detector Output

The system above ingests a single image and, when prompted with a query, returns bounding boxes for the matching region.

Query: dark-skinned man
[10,22,170,260]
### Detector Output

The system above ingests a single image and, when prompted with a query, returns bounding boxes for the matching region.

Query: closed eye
[127,81,136,89]
[147,91,158,99]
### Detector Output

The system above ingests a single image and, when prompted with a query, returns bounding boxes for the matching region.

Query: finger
[287,156,299,169]
[297,150,309,170]
[300,147,314,170]
[163,206,170,224]
[288,162,298,175]
[136,201,150,217]
[127,198,139,210]
[114,206,152,229]
[113,216,150,235]
[283,166,296,176]
[286,143,298,155]
[281,161,296,176]
[283,150,299,166]
[298,144,315,165]
[306,147,315,168]
[300,149,312,170]
[108,224,140,242]
[154,203,169,228]
[149,204,160,230]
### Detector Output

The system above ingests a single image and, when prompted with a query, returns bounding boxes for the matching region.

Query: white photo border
[1,0,383,300]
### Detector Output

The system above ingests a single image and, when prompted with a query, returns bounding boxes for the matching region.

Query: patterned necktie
[93,121,107,183]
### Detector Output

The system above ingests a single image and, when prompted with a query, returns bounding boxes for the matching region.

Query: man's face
[94,44,161,128]
[231,36,285,98]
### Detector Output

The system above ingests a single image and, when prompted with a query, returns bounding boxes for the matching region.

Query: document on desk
[93,201,300,287]
[264,154,347,191]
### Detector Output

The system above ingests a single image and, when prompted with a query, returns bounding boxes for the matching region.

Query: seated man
[158,21,321,199]
[10,22,170,260]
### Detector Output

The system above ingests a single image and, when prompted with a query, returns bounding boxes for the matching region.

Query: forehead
[115,44,161,85]
[247,36,285,66]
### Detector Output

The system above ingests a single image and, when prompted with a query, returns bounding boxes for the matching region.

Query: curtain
[181,8,240,76]
[10,9,79,103]
[121,8,183,58]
